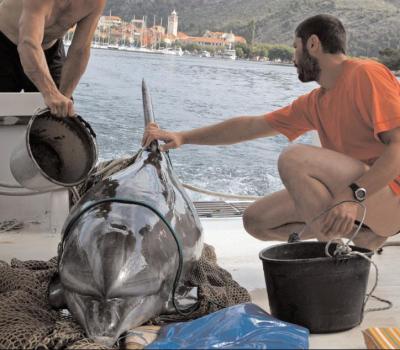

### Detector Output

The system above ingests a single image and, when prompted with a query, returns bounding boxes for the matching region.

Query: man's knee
[352,229,387,251]
[243,207,263,239]
[243,207,257,233]
[242,207,275,240]
[278,144,311,181]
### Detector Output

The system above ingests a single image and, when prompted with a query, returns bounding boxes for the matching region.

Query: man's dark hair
[295,14,346,54]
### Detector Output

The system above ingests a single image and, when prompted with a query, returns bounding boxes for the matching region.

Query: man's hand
[44,92,75,117]
[320,189,359,240]
[142,123,184,151]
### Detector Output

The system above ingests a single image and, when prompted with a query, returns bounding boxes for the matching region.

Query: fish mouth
[83,296,145,344]
[91,335,116,347]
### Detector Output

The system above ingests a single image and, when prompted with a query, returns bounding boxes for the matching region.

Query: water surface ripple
[75,50,317,200]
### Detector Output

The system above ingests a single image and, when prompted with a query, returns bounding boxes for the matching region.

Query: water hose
[0,188,60,196]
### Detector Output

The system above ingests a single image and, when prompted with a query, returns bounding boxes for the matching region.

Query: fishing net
[0,258,109,350]
[0,245,250,349]
[0,156,250,348]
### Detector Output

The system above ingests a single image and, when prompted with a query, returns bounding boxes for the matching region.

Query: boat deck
[0,205,399,349]
[194,200,251,218]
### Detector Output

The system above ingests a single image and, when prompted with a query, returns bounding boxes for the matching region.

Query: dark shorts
[0,31,66,92]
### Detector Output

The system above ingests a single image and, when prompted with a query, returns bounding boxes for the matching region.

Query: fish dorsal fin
[142,79,159,152]
[142,79,155,127]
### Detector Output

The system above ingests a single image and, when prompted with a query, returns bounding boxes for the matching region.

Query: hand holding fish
[142,122,185,151]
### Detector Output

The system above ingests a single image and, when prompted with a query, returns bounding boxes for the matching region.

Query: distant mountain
[104,0,400,56]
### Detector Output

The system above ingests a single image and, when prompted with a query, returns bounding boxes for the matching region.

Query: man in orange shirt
[143,14,400,250]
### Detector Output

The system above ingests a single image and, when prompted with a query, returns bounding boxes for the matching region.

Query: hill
[104,0,400,56]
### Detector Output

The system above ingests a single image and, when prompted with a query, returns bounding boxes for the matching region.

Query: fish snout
[91,336,116,348]
[86,299,122,343]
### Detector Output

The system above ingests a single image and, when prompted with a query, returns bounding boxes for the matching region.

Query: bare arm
[17,0,73,117]
[321,127,400,238]
[17,1,58,97]
[142,115,280,151]
[181,115,279,145]
[354,127,400,196]
[59,1,106,98]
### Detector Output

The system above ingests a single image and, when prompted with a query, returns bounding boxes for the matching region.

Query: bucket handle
[33,107,96,138]
[76,115,96,138]
[33,107,50,117]
[288,200,366,246]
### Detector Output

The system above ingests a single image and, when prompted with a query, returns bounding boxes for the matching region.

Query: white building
[167,10,178,37]
[98,15,122,28]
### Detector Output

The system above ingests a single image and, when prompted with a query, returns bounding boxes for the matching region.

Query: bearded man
[142,14,400,250]
[0,0,106,117]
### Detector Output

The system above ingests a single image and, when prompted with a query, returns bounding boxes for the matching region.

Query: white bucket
[10,109,98,191]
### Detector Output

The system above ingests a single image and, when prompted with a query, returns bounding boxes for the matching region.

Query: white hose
[0,186,66,196]
[0,189,50,196]
[0,182,23,188]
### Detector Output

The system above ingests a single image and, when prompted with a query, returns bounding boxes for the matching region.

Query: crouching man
[142,15,400,251]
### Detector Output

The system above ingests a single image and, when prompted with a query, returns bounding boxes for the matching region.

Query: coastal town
[65,10,247,59]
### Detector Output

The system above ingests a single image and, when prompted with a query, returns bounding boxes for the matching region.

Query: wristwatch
[349,183,367,202]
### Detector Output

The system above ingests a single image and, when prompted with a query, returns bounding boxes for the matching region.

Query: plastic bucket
[259,241,373,333]
[10,109,97,191]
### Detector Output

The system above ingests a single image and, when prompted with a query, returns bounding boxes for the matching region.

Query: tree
[268,45,293,62]
[235,43,250,58]
[253,44,270,59]
[379,48,400,70]
[235,47,245,59]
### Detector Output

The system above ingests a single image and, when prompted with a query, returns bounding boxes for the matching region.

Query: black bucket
[259,241,373,333]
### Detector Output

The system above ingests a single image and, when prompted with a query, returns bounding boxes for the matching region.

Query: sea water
[74,49,317,200]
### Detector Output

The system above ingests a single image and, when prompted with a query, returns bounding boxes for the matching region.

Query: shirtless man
[0,0,106,117]
[142,14,400,251]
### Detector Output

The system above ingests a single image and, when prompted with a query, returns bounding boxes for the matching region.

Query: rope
[70,186,81,202]
[91,158,130,177]
[296,200,366,241]
[90,150,260,201]
[351,252,392,315]
[91,153,140,178]
[182,183,260,201]
[295,200,393,317]
[0,220,24,233]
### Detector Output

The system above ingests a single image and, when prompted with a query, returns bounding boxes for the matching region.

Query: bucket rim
[25,110,98,187]
[259,241,373,263]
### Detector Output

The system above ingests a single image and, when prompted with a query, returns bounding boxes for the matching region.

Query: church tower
[167,10,178,36]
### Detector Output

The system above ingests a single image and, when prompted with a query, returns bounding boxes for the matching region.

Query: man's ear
[307,34,320,55]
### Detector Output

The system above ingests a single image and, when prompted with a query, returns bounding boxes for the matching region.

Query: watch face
[355,188,366,201]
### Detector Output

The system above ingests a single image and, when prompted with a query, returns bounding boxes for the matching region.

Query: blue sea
[74,50,318,200]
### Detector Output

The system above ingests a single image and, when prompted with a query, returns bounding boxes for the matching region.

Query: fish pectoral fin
[48,273,67,309]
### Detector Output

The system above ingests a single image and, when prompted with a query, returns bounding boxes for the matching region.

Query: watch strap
[349,183,360,192]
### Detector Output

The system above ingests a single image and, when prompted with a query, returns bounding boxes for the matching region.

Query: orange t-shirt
[265,58,400,195]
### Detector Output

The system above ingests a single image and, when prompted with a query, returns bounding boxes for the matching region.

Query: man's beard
[295,49,321,82]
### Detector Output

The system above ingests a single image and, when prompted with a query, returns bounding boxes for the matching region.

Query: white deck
[0,93,70,234]
[1,216,399,349]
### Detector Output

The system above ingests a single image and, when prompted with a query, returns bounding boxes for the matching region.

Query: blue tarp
[147,303,309,349]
